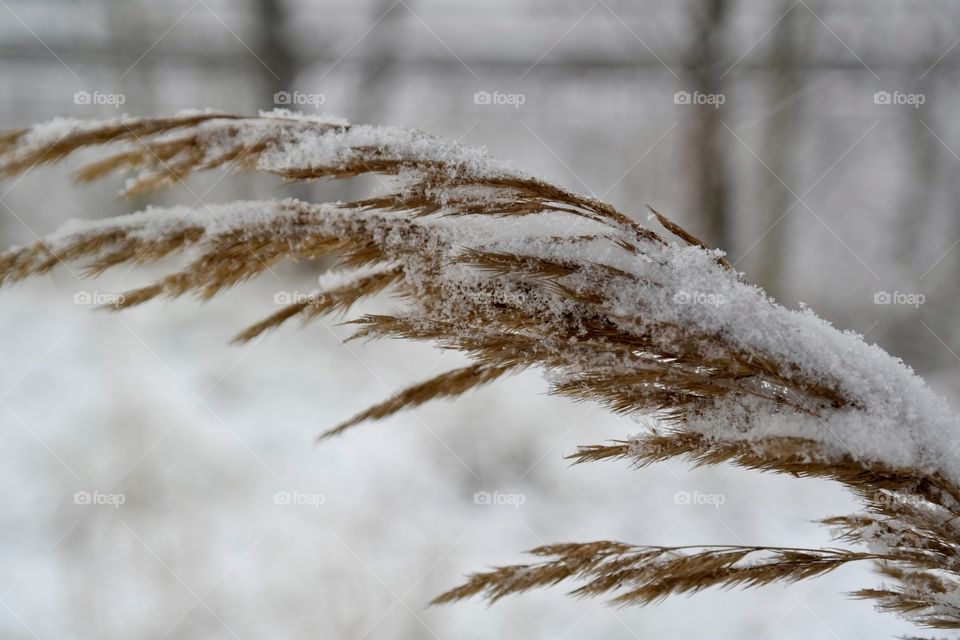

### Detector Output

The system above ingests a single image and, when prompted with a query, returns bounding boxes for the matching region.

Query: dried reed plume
[2,111,959,635]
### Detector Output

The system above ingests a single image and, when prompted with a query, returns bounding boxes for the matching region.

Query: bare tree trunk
[683,0,731,253]
[341,0,406,203]
[896,89,938,274]
[252,0,297,108]
[889,81,943,366]
[755,0,807,299]
[351,0,406,124]
[252,0,311,206]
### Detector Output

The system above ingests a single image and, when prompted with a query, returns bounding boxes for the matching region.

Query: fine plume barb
[2,110,960,634]
[429,542,882,607]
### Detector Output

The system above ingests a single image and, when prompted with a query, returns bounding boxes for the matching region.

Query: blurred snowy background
[1,1,958,637]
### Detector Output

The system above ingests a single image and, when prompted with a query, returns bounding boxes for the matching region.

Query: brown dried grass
[0,112,957,634]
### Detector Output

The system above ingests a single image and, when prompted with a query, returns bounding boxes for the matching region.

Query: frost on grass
[2,111,960,634]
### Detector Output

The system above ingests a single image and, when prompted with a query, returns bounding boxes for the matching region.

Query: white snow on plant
[7,111,960,490]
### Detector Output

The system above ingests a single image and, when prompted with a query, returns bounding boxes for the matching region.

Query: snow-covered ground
[0,265,916,638]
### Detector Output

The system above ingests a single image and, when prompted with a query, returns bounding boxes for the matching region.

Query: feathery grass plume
[2,110,960,634]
